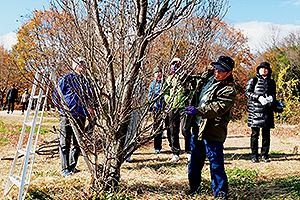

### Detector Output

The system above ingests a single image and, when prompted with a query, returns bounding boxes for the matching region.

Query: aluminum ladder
[2,68,51,200]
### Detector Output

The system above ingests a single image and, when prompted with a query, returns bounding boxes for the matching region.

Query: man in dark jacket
[6,84,18,114]
[186,56,236,199]
[54,57,94,177]
[245,62,276,163]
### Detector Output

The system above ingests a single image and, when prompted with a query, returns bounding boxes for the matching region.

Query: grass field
[0,114,300,199]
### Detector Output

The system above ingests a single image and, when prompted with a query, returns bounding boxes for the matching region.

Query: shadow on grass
[224,151,300,162]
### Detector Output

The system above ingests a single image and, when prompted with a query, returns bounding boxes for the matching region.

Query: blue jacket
[54,73,93,119]
[148,80,165,112]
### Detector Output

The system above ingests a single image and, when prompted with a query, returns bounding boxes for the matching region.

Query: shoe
[125,157,133,163]
[21,112,24,115]
[213,191,228,200]
[169,154,179,162]
[155,149,160,154]
[251,157,259,163]
[187,153,191,162]
[62,171,72,177]
[7,111,9,114]
[71,168,80,173]
[10,111,13,114]
[262,156,270,162]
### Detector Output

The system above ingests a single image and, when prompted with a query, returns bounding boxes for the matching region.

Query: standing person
[53,57,94,177]
[164,57,190,162]
[245,62,276,163]
[186,56,236,199]
[6,84,18,114]
[20,88,30,115]
[148,66,165,154]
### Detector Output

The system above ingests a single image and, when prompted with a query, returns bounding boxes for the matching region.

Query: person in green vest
[164,57,191,162]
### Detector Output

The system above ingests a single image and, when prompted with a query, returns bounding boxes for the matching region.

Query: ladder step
[9,175,29,189]
[9,175,21,188]
[18,149,34,156]
[33,95,46,99]
[25,122,41,126]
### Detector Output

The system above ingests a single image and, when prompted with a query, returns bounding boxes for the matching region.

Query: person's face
[259,67,269,76]
[76,61,86,74]
[154,71,162,79]
[214,69,232,81]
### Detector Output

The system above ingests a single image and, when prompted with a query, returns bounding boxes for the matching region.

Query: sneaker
[125,157,133,163]
[7,111,9,114]
[262,156,270,162]
[21,112,24,115]
[251,157,258,163]
[62,171,72,177]
[10,111,13,114]
[155,149,160,154]
[187,153,191,162]
[71,168,80,173]
[169,154,179,162]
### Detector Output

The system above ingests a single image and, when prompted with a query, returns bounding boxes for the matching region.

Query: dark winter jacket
[194,74,236,142]
[6,88,18,102]
[245,72,276,128]
[53,73,94,119]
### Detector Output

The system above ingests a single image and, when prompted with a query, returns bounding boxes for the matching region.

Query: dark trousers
[153,111,164,150]
[188,135,228,197]
[7,99,15,112]
[165,108,181,155]
[22,102,29,113]
[59,116,85,173]
[180,110,192,154]
[251,127,270,159]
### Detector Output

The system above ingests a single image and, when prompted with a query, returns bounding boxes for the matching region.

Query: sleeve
[245,77,260,100]
[164,76,171,104]
[148,82,154,100]
[196,85,236,119]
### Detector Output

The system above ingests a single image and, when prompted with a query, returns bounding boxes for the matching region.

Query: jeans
[7,99,15,112]
[188,135,228,197]
[251,127,270,159]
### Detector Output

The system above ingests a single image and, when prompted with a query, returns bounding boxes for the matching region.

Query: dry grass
[0,115,300,199]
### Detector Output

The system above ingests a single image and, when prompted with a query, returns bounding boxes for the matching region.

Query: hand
[266,96,273,103]
[171,65,177,72]
[258,96,268,106]
[186,106,197,115]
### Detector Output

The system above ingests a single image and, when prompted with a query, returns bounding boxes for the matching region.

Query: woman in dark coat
[245,62,276,163]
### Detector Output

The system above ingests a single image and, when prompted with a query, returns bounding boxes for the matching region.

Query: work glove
[186,106,197,115]
[266,96,273,103]
[258,96,268,106]
[171,65,177,72]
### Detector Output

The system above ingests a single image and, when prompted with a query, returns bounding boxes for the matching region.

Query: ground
[0,111,299,199]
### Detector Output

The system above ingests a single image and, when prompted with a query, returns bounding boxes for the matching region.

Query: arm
[196,85,236,119]
[245,77,260,101]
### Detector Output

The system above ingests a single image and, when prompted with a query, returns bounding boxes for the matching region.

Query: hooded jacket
[245,65,276,128]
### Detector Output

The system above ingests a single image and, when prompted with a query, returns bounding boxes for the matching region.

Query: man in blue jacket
[54,57,94,177]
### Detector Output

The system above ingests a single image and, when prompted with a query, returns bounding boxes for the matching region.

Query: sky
[1,0,300,52]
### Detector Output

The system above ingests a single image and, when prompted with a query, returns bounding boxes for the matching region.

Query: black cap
[211,56,234,72]
[257,62,272,74]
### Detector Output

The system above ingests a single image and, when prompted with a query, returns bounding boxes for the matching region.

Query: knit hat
[211,56,234,72]
[72,57,86,70]
[256,62,272,74]
[170,57,182,65]
[153,66,162,74]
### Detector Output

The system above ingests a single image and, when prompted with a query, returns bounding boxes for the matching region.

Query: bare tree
[14,0,229,190]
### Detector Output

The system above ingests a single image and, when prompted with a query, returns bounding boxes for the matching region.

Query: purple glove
[186,106,197,115]
[171,65,177,72]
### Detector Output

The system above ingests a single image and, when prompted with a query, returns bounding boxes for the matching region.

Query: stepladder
[2,68,51,200]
